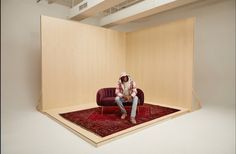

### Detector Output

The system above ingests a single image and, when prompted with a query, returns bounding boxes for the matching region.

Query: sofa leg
[101,106,104,114]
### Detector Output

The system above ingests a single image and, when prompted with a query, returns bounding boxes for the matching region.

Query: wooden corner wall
[40,16,198,111]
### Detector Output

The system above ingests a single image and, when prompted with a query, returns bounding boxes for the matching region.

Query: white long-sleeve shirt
[123,81,130,96]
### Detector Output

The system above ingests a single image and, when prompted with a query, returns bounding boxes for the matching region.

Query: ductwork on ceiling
[69,0,128,20]
[45,0,201,27]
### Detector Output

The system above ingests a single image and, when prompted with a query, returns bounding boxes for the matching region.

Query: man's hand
[123,96,132,102]
[123,96,128,102]
[127,96,132,102]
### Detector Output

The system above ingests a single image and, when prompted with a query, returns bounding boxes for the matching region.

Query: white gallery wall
[112,0,235,108]
[1,0,69,110]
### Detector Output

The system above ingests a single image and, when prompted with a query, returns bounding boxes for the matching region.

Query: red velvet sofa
[96,87,144,114]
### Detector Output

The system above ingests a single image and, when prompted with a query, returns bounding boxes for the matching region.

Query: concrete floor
[2,99,235,154]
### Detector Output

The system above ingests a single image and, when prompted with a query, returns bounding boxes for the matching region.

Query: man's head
[120,72,130,83]
[121,75,129,83]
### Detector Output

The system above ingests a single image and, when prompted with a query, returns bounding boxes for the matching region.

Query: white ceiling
[44,0,201,27]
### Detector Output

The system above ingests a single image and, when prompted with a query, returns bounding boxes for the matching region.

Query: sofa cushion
[100,97,116,106]
[97,87,144,106]
[100,97,140,106]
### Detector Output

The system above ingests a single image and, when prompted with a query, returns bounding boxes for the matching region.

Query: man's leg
[130,96,138,124]
[115,96,127,115]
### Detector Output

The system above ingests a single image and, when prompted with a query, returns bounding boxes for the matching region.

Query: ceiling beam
[100,0,200,27]
[69,0,126,21]
[48,0,73,7]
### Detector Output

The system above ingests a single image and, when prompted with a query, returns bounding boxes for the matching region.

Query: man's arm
[115,83,123,97]
[130,81,137,98]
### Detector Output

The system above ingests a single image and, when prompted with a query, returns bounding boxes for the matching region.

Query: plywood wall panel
[41,16,126,110]
[126,18,194,109]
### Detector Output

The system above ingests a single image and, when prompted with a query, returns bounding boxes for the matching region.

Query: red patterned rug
[60,103,180,137]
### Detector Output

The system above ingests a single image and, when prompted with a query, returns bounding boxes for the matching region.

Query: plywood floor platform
[40,102,189,147]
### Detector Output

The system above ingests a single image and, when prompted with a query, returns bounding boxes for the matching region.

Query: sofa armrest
[137,88,144,105]
[96,90,104,106]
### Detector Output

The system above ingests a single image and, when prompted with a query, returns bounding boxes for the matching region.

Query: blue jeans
[115,96,139,118]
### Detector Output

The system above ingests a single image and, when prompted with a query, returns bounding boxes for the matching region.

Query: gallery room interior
[1,0,235,153]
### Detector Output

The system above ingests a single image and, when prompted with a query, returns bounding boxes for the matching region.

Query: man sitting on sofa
[115,72,139,124]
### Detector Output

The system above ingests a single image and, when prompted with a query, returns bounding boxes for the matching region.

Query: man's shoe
[130,117,137,124]
[121,113,127,119]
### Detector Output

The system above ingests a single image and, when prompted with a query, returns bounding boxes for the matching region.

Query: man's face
[121,76,128,82]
